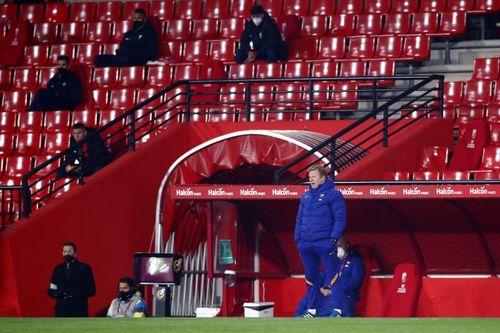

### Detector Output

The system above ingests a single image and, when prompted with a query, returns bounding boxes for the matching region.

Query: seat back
[384,263,422,317]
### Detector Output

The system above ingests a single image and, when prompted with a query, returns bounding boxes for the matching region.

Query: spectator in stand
[235,5,288,64]
[107,277,147,318]
[29,55,82,111]
[94,8,159,67]
[47,242,96,317]
[295,165,347,318]
[57,123,112,179]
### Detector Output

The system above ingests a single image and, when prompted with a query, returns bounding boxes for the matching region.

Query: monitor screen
[133,253,183,285]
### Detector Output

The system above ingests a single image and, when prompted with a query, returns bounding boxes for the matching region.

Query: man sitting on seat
[29,55,82,111]
[107,277,147,318]
[94,8,159,67]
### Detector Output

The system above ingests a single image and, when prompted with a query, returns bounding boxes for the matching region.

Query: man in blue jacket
[295,165,346,318]
[235,5,288,64]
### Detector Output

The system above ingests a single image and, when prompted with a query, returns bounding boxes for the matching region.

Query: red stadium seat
[339,60,366,77]
[382,171,410,180]
[175,0,201,19]
[12,68,37,91]
[309,0,335,15]
[481,147,500,170]
[23,45,49,67]
[412,170,441,180]
[374,35,403,59]
[382,13,411,35]
[96,1,122,21]
[228,63,255,79]
[85,21,113,43]
[443,81,464,106]
[219,84,245,107]
[146,65,173,88]
[44,132,71,155]
[276,14,301,44]
[44,111,71,133]
[45,3,69,23]
[0,69,11,90]
[266,109,294,121]
[473,58,500,81]
[347,37,375,59]
[0,4,17,22]
[300,15,328,38]
[165,19,191,40]
[199,60,227,80]
[331,82,358,109]
[4,156,32,178]
[123,1,151,21]
[364,0,391,13]
[100,110,125,127]
[0,113,16,133]
[149,0,175,20]
[72,110,98,128]
[391,0,418,12]
[418,146,449,171]
[209,40,236,63]
[283,62,310,78]
[204,0,230,18]
[191,19,219,40]
[401,35,430,61]
[59,22,86,44]
[48,44,76,66]
[410,12,439,34]
[472,170,500,180]
[228,0,253,18]
[489,123,500,146]
[418,0,446,12]
[255,63,282,79]
[219,18,245,39]
[108,88,137,111]
[283,0,309,16]
[32,23,58,44]
[355,14,383,35]
[435,12,467,36]
[486,104,500,124]
[367,60,395,87]
[275,82,305,108]
[456,105,485,125]
[182,40,209,63]
[329,14,356,36]
[464,80,493,105]
[18,4,44,23]
[0,133,14,157]
[102,43,122,55]
[472,0,500,12]
[91,67,119,89]
[16,132,42,156]
[69,2,97,22]
[337,0,363,14]
[90,89,109,111]
[308,81,331,108]
[165,41,183,62]
[208,107,237,122]
[111,21,133,43]
[442,170,470,181]
[137,88,163,110]
[311,61,338,78]
[289,38,318,60]
[2,90,29,113]
[173,64,200,82]
[119,66,145,89]
[17,112,43,133]
[447,0,474,11]
[258,0,284,17]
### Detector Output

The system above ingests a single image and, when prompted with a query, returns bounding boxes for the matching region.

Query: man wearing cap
[235,5,288,64]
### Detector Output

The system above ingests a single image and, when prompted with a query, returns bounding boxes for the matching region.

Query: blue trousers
[235,48,288,64]
[298,239,339,310]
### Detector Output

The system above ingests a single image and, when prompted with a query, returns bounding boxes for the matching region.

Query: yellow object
[133,312,145,318]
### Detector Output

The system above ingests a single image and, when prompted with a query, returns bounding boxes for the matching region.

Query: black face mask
[57,68,67,75]
[64,255,74,263]
[133,21,144,29]
[118,291,133,301]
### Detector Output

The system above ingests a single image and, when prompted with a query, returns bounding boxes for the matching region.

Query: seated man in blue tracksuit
[295,236,365,317]
[295,165,347,318]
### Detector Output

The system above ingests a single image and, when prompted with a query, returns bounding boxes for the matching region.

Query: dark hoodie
[117,21,159,65]
[239,12,286,53]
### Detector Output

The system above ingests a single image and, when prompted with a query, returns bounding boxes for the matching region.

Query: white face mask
[337,247,347,259]
[252,17,263,26]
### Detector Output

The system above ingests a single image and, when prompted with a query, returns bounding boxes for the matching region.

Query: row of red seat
[0,0,497,24]
[385,169,500,180]
[472,57,500,81]
[443,80,500,106]
[0,12,468,45]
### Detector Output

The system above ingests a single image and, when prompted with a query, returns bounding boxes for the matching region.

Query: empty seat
[173,64,200,81]
[347,37,375,59]
[219,18,245,39]
[486,104,500,124]
[410,12,439,34]
[44,132,71,155]
[418,0,446,12]
[0,113,16,132]
[367,60,395,87]
[228,0,253,18]
[284,62,310,78]
[435,11,467,36]
[18,4,44,23]
[447,0,474,11]
[146,65,173,88]
[258,0,284,17]
[473,58,500,81]
[17,112,43,133]
[12,65,38,91]
[0,69,11,90]
[4,156,32,178]
[472,0,500,12]
[165,40,183,63]
[48,44,76,66]
[481,147,500,170]
[23,45,49,66]
[464,80,493,105]
[111,21,133,43]
[191,19,219,40]
[44,111,71,133]
[401,35,430,61]
[119,66,145,88]
[228,63,255,79]
[175,0,202,19]
[277,14,301,44]
[149,0,174,20]
[329,14,356,36]
[85,21,113,43]
[59,22,86,44]
[339,60,366,77]
[456,105,485,125]
[374,35,403,59]
[382,13,411,35]
[391,0,418,12]
[0,4,17,22]
[44,3,69,23]
[364,0,391,13]
[289,38,318,60]
[412,171,441,180]
[472,170,500,180]
[283,0,309,16]
[137,88,163,110]
[383,171,410,180]
[92,67,119,89]
[182,40,209,63]
[204,0,230,18]
[1,90,29,112]
[489,123,500,146]
[337,0,363,14]
[331,82,358,109]
[318,37,346,59]
[90,89,109,111]
[442,170,470,181]
[123,1,151,21]
[96,1,122,21]
[275,83,305,108]
[32,23,58,44]
[300,15,328,38]
[69,2,97,22]
[418,146,449,171]
[354,14,383,35]
[72,110,98,128]
[209,40,236,62]
[219,84,245,107]
[309,0,336,15]
[108,88,137,111]
[255,63,282,79]
[165,19,191,40]
[443,81,464,106]
[16,132,42,156]
[311,61,338,78]
[0,133,14,156]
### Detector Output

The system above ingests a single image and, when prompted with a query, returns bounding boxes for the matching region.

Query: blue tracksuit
[295,177,347,310]
[294,272,335,317]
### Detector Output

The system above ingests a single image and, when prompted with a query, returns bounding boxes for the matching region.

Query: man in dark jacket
[57,123,112,179]
[29,55,82,111]
[235,5,288,64]
[48,242,96,317]
[295,165,346,318]
[94,8,159,67]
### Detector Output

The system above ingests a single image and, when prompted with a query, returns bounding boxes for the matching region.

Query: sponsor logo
[272,187,299,196]
[469,186,497,195]
[240,188,266,196]
[369,187,396,196]
[207,188,234,196]
[339,187,364,196]
[402,187,430,196]
[435,187,463,196]
[176,188,202,197]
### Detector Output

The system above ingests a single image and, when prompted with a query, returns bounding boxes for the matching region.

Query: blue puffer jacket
[332,250,365,317]
[295,177,346,243]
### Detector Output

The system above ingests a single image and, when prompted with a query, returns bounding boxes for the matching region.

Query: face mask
[252,17,263,26]
[133,21,144,29]
[337,247,347,259]
[57,68,67,75]
[64,255,74,263]
[119,291,133,301]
